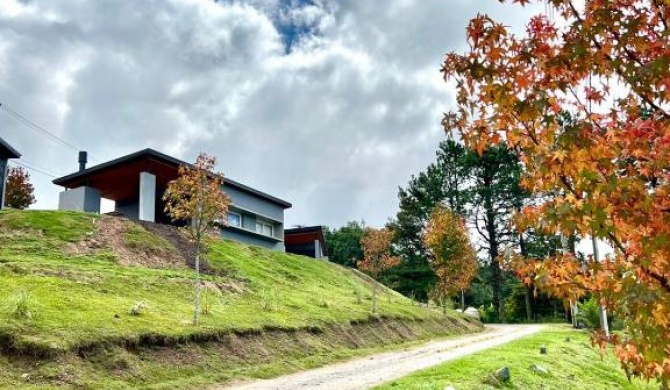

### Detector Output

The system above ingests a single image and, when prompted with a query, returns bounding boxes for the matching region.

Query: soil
[66,216,187,270]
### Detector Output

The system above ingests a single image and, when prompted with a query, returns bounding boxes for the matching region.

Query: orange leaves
[445,1,670,382]
[423,205,477,299]
[358,227,400,278]
[163,152,231,242]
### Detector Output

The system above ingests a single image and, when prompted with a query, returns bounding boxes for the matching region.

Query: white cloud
[0,0,540,228]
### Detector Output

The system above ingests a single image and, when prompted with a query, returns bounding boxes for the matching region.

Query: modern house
[52,149,292,251]
[0,137,21,210]
[284,226,328,259]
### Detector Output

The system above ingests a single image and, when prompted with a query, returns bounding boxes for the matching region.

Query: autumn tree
[442,0,670,385]
[358,227,401,313]
[4,166,35,209]
[388,140,467,301]
[424,205,477,314]
[163,153,230,325]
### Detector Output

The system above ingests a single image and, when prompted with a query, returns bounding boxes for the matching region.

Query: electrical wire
[11,160,59,179]
[0,102,98,162]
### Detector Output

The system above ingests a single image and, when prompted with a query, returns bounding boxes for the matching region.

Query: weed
[7,290,32,320]
[129,301,149,316]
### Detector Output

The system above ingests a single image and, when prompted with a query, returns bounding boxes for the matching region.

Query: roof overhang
[0,137,21,159]
[285,226,327,250]
[52,148,292,208]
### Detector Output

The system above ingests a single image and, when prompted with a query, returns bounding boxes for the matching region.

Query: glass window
[256,221,273,237]
[227,212,241,227]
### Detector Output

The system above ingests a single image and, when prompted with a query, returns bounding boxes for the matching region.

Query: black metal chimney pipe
[78,151,88,172]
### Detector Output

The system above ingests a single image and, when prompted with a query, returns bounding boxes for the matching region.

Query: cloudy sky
[0,0,541,228]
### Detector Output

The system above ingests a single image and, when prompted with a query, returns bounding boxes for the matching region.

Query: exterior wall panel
[221,228,285,251]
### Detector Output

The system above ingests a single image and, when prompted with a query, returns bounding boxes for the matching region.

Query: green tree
[462,143,526,323]
[388,140,467,301]
[325,221,365,268]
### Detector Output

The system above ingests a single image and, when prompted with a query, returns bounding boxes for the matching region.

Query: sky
[0,0,542,229]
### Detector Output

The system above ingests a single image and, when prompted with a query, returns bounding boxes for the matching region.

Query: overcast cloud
[0,0,540,228]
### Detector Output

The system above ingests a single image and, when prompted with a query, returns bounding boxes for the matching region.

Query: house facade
[52,149,292,251]
[0,137,21,210]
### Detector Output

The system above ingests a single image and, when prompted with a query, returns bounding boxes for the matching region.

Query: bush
[577,297,601,329]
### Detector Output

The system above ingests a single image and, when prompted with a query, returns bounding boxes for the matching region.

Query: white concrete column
[139,172,156,222]
[315,239,322,259]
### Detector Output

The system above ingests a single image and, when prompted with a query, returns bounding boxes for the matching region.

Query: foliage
[325,221,366,268]
[424,205,477,314]
[4,166,35,209]
[358,227,401,313]
[577,296,601,330]
[388,140,466,301]
[442,0,670,384]
[163,152,231,325]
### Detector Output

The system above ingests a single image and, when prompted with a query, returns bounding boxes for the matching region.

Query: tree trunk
[193,238,201,326]
[519,232,533,322]
[461,290,465,311]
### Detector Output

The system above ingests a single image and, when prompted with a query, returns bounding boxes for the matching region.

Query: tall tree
[163,153,231,325]
[325,221,365,268]
[442,0,670,384]
[4,166,35,209]
[424,205,477,314]
[389,140,467,301]
[358,227,400,314]
[462,143,526,323]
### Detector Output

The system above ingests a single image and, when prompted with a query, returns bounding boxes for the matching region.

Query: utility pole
[592,235,610,338]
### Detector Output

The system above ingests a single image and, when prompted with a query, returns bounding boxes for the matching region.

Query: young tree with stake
[358,227,400,314]
[163,153,230,325]
[424,205,477,314]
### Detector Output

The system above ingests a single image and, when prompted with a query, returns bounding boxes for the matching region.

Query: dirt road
[217,324,543,390]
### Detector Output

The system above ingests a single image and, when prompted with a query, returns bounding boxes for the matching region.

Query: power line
[0,102,98,162]
[11,160,59,179]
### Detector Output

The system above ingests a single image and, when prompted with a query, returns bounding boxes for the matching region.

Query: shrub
[577,297,601,329]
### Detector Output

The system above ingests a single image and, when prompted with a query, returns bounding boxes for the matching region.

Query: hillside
[0,210,480,389]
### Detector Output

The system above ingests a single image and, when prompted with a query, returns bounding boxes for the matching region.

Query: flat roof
[0,136,21,159]
[52,148,292,208]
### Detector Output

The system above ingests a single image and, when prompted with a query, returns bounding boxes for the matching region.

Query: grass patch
[376,326,657,390]
[122,225,175,254]
[0,210,482,388]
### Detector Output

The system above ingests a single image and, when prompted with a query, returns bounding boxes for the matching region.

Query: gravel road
[217,324,543,390]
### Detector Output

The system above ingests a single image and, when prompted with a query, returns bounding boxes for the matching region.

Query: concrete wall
[58,186,101,213]
[115,200,139,219]
[0,158,6,210]
[223,184,284,223]
[221,227,285,251]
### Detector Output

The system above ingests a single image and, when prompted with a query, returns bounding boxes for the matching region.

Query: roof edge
[52,148,292,208]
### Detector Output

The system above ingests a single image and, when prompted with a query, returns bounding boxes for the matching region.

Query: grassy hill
[0,210,480,389]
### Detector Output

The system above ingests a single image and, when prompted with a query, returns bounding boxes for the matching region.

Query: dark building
[53,148,292,251]
[0,137,21,210]
[284,226,327,259]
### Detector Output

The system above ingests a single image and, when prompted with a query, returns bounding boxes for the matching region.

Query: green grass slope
[376,326,656,390]
[0,210,480,389]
